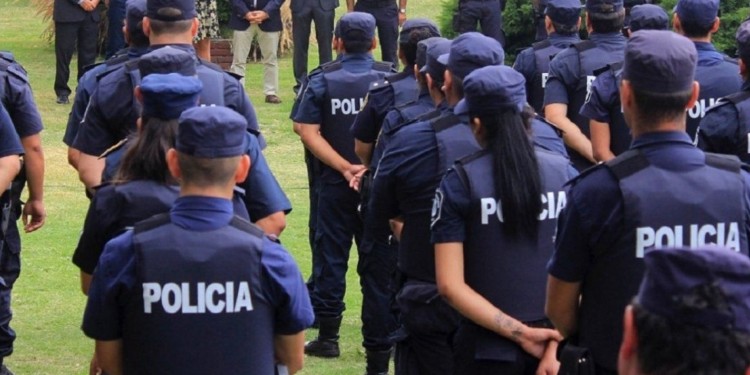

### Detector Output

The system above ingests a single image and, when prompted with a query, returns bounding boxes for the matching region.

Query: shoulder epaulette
[321,60,343,73]
[373,61,395,72]
[573,40,596,53]
[532,40,552,51]
[431,113,460,132]
[98,138,128,159]
[704,152,742,173]
[723,55,739,65]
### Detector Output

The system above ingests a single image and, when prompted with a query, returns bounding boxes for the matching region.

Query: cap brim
[437,53,450,66]
[454,99,469,115]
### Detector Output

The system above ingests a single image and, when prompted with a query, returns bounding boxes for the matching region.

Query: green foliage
[438,0,750,60]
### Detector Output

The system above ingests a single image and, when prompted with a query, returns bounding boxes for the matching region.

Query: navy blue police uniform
[64,0,150,148]
[547,30,750,375]
[352,0,399,64]
[530,112,570,158]
[369,32,504,375]
[579,4,669,158]
[293,12,393,355]
[0,104,24,366]
[82,107,313,374]
[0,50,45,365]
[76,46,291,222]
[431,66,577,374]
[697,80,750,162]
[674,0,741,139]
[513,0,581,114]
[697,20,750,162]
[454,0,505,46]
[72,73,251,277]
[350,19,440,149]
[543,0,627,170]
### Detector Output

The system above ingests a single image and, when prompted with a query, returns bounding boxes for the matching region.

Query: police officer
[0,104,23,375]
[546,30,750,375]
[64,0,150,170]
[432,65,574,375]
[82,106,314,375]
[619,247,750,375]
[543,0,627,170]
[579,4,668,162]
[73,0,290,236]
[675,0,741,139]
[290,19,344,301]
[513,0,581,115]
[292,12,393,364]
[454,0,505,45]
[0,49,47,375]
[696,21,750,161]
[351,18,440,167]
[369,32,503,374]
[346,0,405,65]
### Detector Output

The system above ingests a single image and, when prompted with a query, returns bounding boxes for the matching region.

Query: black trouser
[394,280,460,375]
[54,17,99,96]
[292,3,335,92]
[0,214,22,359]
[358,238,398,351]
[452,322,540,375]
[456,0,505,46]
[354,1,399,66]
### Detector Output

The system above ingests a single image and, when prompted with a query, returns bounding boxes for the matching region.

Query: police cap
[338,12,376,43]
[140,73,201,120]
[586,0,624,14]
[637,247,750,333]
[416,37,447,70]
[126,0,147,33]
[138,46,196,78]
[437,32,505,80]
[628,4,668,31]
[623,30,696,93]
[419,38,452,80]
[399,18,441,45]
[675,0,719,28]
[454,65,526,116]
[545,0,582,26]
[176,107,249,158]
[146,0,196,21]
[736,20,750,62]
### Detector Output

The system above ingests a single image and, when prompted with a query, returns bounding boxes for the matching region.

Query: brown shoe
[265,94,282,104]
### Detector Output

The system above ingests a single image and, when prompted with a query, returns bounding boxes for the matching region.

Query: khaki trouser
[230,24,279,96]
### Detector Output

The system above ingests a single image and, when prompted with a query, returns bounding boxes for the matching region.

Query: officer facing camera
[82,106,314,375]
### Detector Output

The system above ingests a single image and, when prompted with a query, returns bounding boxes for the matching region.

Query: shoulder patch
[5,64,28,83]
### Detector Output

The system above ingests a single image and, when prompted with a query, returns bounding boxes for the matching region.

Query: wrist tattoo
[494,311,523,342]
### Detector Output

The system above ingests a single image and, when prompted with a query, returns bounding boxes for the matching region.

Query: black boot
[305,315,342,358]
[364,349,392,375]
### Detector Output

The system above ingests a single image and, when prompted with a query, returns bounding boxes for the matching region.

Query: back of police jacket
[577,149,748,370]
[128,214,275,374]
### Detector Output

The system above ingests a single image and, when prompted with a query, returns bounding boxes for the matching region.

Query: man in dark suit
[291,0,338,94]
[53,0,100,104]
[229,0,285,104]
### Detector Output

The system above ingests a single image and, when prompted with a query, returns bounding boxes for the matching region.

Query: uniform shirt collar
[128,46,150,59]
[589,32,625,42]
[149,44,197,56]
[549,33,581,43]
[170,196,234,230]
[341,53,374,63]
[631,131,694,149]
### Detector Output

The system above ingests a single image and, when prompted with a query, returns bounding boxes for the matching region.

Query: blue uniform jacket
[82,196,314,340]
[0,104,23,158]
[697,80,750,158]
[548,131,750,283]
[0,52,44,140]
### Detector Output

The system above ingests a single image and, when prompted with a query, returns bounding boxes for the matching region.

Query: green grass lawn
[0,0,441,373]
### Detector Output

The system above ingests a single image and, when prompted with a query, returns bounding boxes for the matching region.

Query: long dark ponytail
[479,110,542,238]
[113,116,178,184]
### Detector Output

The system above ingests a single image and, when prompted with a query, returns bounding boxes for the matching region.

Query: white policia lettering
[635,222,741,258]
[330,97,366,115]
[687,97,719,119]
[480,191,567,224]
[142,281,254,314]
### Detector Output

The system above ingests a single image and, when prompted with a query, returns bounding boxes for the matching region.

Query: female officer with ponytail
[431,65,575,374]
